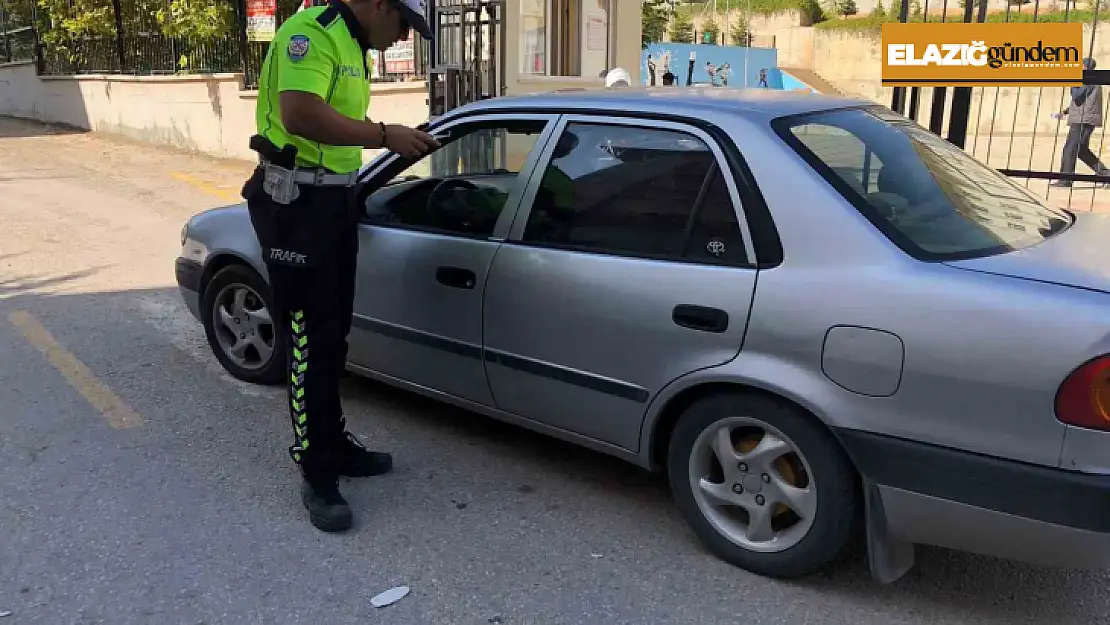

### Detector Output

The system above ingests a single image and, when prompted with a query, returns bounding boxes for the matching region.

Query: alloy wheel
[210,283,275,371]
[688,416,818,553]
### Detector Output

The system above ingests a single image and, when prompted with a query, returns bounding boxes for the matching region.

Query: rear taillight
[1055,355,1110,431]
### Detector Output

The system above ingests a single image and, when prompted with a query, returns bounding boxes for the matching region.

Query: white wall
[0,61,429,162]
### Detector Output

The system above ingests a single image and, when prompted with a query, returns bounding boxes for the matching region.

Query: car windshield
[773,106,1073,261]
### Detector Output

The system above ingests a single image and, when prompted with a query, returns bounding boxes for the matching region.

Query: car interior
[356,119,748,264]
[528,149,729,254]
[363,173,520,237]
[360,120,548,237]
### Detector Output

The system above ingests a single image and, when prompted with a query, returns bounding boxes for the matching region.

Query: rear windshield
[772,106,1072,261]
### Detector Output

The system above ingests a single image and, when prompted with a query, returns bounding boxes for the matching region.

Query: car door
[346,112,560,407]
[482,115,760,451]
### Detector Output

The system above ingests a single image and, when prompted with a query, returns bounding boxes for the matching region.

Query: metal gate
[427,0,505,118]
[889,0,1110,212]
[423,0,507,177]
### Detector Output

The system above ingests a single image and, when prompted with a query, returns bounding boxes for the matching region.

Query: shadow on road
[0,267,107,297]
[0,283,1104,623]
[0,115,89,139]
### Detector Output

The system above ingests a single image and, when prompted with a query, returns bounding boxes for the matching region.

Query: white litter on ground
[371,586,410,608]
[0,610,12,617]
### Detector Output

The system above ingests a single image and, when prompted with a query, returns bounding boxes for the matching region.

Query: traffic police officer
[242,0,439,533]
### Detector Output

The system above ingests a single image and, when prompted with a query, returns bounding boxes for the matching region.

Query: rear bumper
[838,429,1110,571]
[175,257,203,321]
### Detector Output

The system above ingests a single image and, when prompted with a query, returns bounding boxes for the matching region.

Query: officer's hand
[384,124,441,159]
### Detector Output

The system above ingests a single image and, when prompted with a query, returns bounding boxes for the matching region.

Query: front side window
[775,106,1072,260]
[364,119,548,238]
[521,122,748,265]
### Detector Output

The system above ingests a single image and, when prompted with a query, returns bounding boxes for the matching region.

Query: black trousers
[1060,123,1109,177]
[242,167,361,476]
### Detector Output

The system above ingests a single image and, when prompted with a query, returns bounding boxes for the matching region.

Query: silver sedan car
[176,88,1110,583]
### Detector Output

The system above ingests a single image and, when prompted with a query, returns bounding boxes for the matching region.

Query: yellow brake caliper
[737,435,798,518]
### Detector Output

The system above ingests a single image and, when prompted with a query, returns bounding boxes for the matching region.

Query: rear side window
[774,107,1072,261]
[520,122,749,266]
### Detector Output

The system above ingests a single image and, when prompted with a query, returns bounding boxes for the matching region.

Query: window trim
[770,105,1074,263]
[502,113,758,269]
[356,112,562,242]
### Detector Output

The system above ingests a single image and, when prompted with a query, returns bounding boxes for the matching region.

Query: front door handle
[672,305,729,333]
[436,266,476,290]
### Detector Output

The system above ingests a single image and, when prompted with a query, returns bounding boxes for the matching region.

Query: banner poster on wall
[383,34,415,74]
[246,0,277,42]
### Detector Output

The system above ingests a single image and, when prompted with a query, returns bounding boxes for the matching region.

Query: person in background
[705,62,718,86]
[662,71,675,86]
[647,54,657,86]
[1052,57,1109,188]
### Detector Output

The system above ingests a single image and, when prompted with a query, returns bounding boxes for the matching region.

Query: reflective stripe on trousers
[290,310,309,462]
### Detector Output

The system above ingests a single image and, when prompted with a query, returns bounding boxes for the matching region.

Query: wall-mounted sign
[587,16,607,50]
[246,0,276,42]
[383,34,415,74]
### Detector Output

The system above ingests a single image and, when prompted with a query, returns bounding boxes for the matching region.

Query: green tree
[33,0,236,72]
[1,0,41,61]
[155,0,234,41]
[670,11,694,43]
[841,0,860,15]
[729,13,750,45]
[34,0,116,68]
[871,0,887,17]
[152,0,235,69]
[642,0,669,47]
[1,0,36,26]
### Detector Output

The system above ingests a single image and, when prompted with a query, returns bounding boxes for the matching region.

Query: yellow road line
[170,171,241,203]
[8,310,143,429]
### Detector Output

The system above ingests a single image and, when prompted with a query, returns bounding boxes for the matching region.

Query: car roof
[446,87,874,124]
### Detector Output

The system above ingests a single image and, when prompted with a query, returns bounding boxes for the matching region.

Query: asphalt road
[0,116,1106,625]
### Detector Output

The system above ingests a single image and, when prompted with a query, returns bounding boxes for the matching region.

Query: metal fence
[0,1,39,64]
[6,0,427,89]
[28,0,243,75]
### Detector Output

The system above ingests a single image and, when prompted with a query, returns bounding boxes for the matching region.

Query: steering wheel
[427,178,480,210]
[424,178,481,225]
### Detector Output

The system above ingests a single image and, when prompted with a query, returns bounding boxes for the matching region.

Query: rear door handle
[436,266,476,290]
[672,305,729,333]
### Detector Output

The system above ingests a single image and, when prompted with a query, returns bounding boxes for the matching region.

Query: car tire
[667,391,860,579]
[201,263,286,386]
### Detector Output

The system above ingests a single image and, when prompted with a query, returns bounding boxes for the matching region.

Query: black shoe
[335,419,393,477]
[301,475,353,533]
